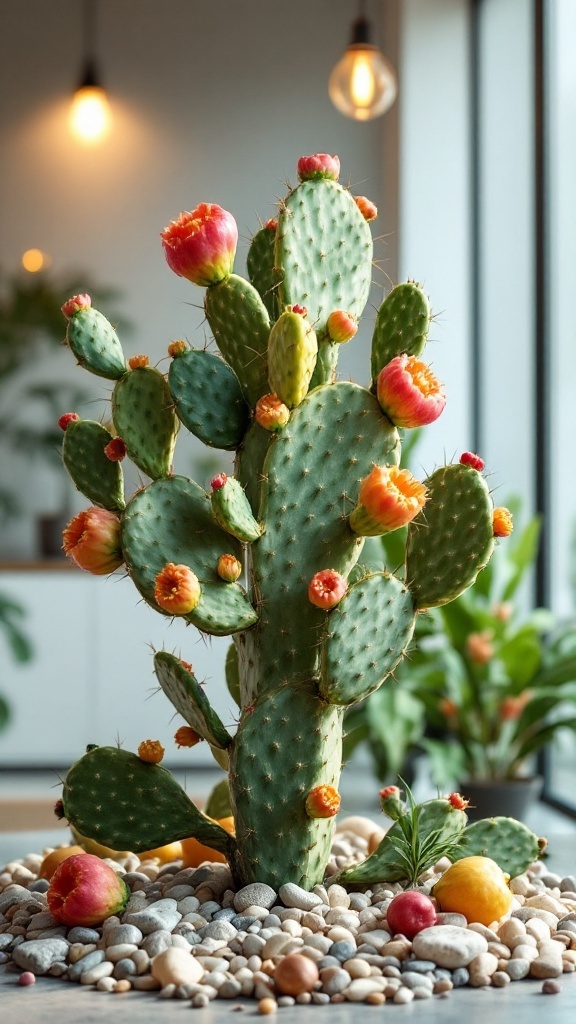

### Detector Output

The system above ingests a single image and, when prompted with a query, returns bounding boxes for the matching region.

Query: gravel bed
[1,829,576,1010]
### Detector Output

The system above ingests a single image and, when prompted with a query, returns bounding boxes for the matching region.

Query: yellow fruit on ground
[432,855,513,926]
[139,841,183,864]
[38,845,86,880]
[71,828,131,861]
[181,816,235,868]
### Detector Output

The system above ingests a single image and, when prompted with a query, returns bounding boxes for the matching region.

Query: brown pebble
[542,979,562,995]
[258,997,278,1014]
[273,953,319,996]
[114,980,132,993]
[366,992,385,1005]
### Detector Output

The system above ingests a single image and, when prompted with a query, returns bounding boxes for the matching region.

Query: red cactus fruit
[377,354,446,428]
[103,437,127,462]
[305,784,341,818]
[62,507,122,575]
[211,472,227,490]
[297,153,340,182]
[326,309,358,344]
[265,218,278,231]
[154,563,201,615]
[353,196,378,221]
[61,294,91,318]
[386,891,437,940]
[308,569,348,610]
[288,304,308,316]
[58,412,80,431]
[161,203,238,287]
[447,792,470,811]
[460,451,485,472]
[47,853,129,927]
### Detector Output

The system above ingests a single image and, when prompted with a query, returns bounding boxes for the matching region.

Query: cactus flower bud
[350,465,428,536]
[128,354,149,369]
[297,153,340,182]
[255,393,290,431]
[500,693,531,720]
[460,451,485,472]
[47,853,129,927]
[174,725,202,748]
[61,294,91,318]
[58,412,80,431]
[211,472,227,490]
[308,569,348,610]
[168,339,188,357]
[440,697,458,719]
[353,195,378,221]
[447,792,470,810]
[379,785,405,820]
[103,437,127,462]
[288,304,308,316]
[377,354,446,428]
[465,630,494,665]
[217,553,242,582]
[154,563,201,615]
[63,507,123,575]
[326,309,358,344]
[138,739,165,764]
[265,218,278,231]
[305,784,341,818]
[493,506,513,537]
[161,203,238,286]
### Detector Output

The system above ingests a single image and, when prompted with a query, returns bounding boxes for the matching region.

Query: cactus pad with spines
[62,419,125,511]
[154,651,232,749]
[247,222,280,321]
[65,307,126,380]
[112,366,179,480]
[370,281,431,382]
[169,348,249,450]
[267,307,318,408]
[454,815,543,878]
[204,274,270,405]
[210,476,263,543]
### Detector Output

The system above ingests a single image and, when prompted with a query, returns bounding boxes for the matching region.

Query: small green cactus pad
[454,816,543,878]
[320,572,415,705]
[154,651,232,749]
[247,223,281,322]
[204,274,270,406]
[121,475,258,635]
[62,744,235,855]
[370,282,431,382]
[62,419,125,511]
[405,463,494,610]
[168,348,249,451]
[335,799,467,886]
[268,309,318,408]
[277,180,372,338]
[112,366,179,480]
[211,476,263,543]
[229,684,343,888]
[309,340,338,390]
[225,642,241,707]
[65,307,126,380]
[204,777,233,820]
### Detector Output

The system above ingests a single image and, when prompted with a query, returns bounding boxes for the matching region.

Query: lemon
[432,855,513,926]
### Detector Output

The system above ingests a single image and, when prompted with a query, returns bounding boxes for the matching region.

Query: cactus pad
[247,222,280,321]
[371,282,431,381]
[169,348,249,450]
[62,419,125,511]
[112,366,179,479]
[204,274,270,405]
[154,651,232,749]
[65,307,126,380]
[454,816,543,878]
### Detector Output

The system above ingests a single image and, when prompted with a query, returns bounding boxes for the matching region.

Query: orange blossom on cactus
[161,203,238,286]
[154,563,201,615]
[349,465,428,536]
[308,569,348,609]
[377,354,446,428]
[62,507,123,575]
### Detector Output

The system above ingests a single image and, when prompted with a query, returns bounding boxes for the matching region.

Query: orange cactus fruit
[308,568,347,610]
[62,507,123,575]
[103,437,127,462]
[493,506,514,537]
[174,725,202,748]
[139,841,183,864]
[326,309,358,344]
[217,553,242,582]
[353,195,378,221]
[61,294,91,318]
[255,393,290,431]
[168,339,188,357]
[38,845,87,881]
[297,153,340,182]
[377,354,446,429]
[161,203,238,287]
[137,739,165,764]
[180,816,236,868]
[154,562,201,615]
[432,856,513,926]
[128,354,149,369]
[305,784,341,818]
[58,412,80,431]
[349,465,428,536]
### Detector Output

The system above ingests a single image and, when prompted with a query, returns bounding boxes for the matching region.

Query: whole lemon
[432,855,513,926]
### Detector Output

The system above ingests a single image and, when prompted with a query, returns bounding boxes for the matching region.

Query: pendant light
[69,0,110,143]
[329,1,397,122]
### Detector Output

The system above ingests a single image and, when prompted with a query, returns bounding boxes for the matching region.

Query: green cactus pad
[225,642,241,707]
[406,462,494,610]
[247,223,281,321]
[309,340,339,390]
[112,366,179,480]
[204,274,270,406]
[62,419,125,511]
[268,308,318,408]
[65,307,126,380]
[336,799,467,885]
[121,475,258,635]
[211,476,263,542]
[320,572,415,705]
[204,777,233,820]
[277,179,372,339]
[168,348,249,451]
[62,745,235,855]
[154,651,232,749]
[371,282,431,381]
[229,684,343,888]
[454,816,543,878]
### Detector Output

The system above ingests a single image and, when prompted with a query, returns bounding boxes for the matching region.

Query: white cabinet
[0,567,233,768]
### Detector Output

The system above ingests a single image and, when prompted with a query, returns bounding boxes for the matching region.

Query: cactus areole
[58,154,500,891]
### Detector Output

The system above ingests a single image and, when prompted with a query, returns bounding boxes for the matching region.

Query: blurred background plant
[0,592,33,734]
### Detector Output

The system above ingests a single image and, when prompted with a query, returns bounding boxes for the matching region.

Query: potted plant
[0,591,33,734]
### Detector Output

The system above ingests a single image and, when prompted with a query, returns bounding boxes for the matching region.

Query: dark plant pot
[459,776,543,822]
[37,513,69,559]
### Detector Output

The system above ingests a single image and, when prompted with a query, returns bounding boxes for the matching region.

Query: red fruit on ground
[47,853,129,927]
[386,890,437,940]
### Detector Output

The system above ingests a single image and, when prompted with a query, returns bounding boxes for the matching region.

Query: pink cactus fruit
[376,354,446,429]
[61,294,91,318]
[326,309,358,344]
[47,853,129,927]
[254,393,290,431]
[217,553,242,582]
[386,891,437,940]
[62,507,123,575]
[308,569,347,610]
[58,412,80,431]
[297,153,340,182]
[161,203,238,287]
[154,563,201,615]
[353,196,378,221]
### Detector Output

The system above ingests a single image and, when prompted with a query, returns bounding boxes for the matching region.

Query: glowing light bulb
[329,16,397,122]
[21,249,51,273]
[69,84,110,143]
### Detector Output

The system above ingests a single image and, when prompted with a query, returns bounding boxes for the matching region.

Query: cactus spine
[58,154,502,890]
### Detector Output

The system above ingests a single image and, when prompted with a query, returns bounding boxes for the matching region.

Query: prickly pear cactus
[56,154,503,891]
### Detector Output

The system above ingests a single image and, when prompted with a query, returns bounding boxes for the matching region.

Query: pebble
[234,884,277,913]
[412,926,488,968]
[279,884,323,911]
[12,938,70,975]
[151,947,203,987]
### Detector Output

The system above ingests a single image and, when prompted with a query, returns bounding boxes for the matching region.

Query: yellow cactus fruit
[432,855,513,926]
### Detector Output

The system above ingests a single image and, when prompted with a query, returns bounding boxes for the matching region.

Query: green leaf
[365,686,425,778]
[0,695,10,731]
[502,516,541,602]
[513,717,576,763]
[421,738,467,789]
[498,626,542,688]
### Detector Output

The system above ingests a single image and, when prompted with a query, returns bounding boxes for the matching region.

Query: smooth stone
[560,876,576,893]
[177,897,201,915]
[141,931,174,957]
[67,949,106,981]
[279,884,323,911]
[344,977,387,1001]
[530,955,563,979]
[435,912,469,928]
[330,940,358,962]
[320,967,352,995]
[505,958,531,980]
[66,927,101,945]
[105,923,144,946]
[402,959,437,973]
[354,930,391,953]
[219,978,242,998]
[124,898,181,934]
[451,967,470,987]
[105,943,139,962]
[213,907,237,922]
[151,947,203,987]
[12,938,69,975]
[0,888,31,913]
[200,919,237,941]
[80,962,114,985]
[28,880,50,894]
[412,926,487,968]
[233,883,277,913]
[113,958,137,980]
[163,885,194,900]
[0,935,15,951]
[401,970,434,990]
